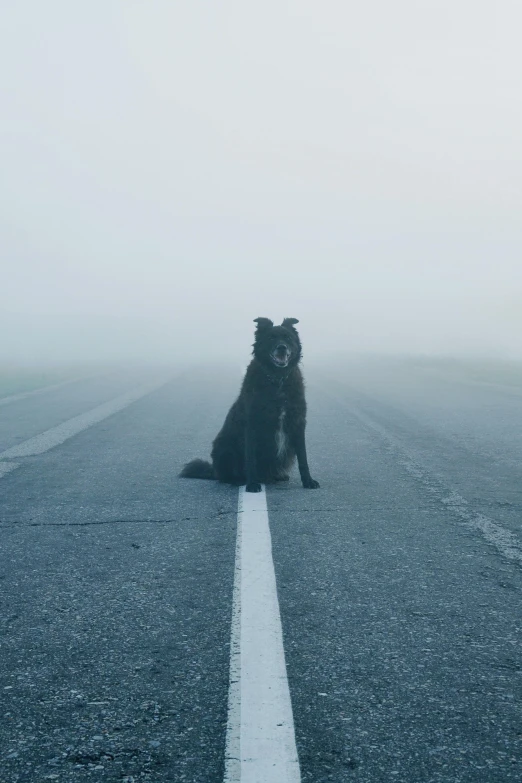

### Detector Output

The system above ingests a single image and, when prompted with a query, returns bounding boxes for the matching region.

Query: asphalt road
[0,361,521,782]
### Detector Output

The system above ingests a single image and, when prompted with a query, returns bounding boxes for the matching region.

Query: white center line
[224,486,301,783]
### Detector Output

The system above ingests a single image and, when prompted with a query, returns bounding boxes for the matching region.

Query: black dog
[180,317,319,492]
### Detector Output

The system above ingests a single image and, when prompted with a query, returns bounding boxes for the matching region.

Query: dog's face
[252,317,302,370]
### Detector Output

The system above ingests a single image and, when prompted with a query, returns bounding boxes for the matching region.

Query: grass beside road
[0,367,81,399]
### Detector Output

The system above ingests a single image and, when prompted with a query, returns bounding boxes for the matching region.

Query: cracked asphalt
[0,361,521,782]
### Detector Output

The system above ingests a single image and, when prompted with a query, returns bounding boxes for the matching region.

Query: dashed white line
[322,384,522,565]
[224,486,301,783]
[0,377,169,476]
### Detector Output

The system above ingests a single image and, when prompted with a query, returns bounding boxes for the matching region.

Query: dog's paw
[246,482,262,493]
[302,477,320,489]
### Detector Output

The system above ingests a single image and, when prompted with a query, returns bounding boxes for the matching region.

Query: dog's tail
[179,458,216,480]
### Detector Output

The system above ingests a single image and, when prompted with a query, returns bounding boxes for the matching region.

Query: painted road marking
[348,402,522,565]
[0,378,169,477]
[0,462,20,478]
[224,486,301,783]
[321,382,522,566]
[0,374,101,407]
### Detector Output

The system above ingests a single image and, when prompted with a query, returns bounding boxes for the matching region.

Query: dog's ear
[282,317,299,329]
[253,317,274,331]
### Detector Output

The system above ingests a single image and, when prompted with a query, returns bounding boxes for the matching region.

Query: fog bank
[2,2,521,364]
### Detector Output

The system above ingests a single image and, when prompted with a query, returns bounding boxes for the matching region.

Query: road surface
[0,361,520,782]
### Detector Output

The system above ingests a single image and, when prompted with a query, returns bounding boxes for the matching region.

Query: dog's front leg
[245,419,262,493]
[294,426,320,489]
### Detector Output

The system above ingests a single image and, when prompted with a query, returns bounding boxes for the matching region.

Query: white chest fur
[275,408,288,458]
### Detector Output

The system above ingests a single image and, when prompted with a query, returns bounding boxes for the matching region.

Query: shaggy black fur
[180,317,320,492]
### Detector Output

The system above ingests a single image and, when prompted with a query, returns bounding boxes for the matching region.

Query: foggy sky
[1,1,521,364]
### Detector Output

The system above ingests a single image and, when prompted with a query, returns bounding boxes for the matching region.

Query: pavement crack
[0,512,236,529]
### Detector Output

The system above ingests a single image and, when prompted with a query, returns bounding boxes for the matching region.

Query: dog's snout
[276,344,288,353]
